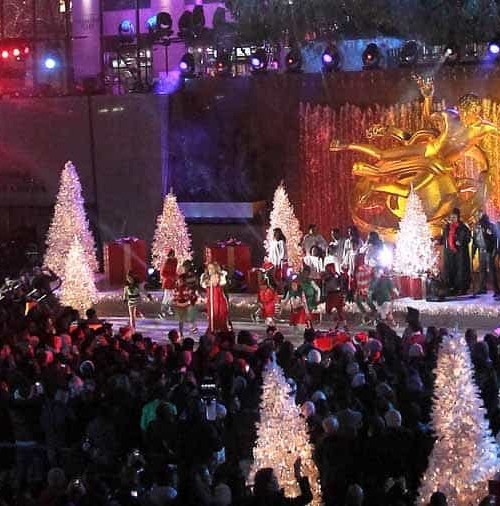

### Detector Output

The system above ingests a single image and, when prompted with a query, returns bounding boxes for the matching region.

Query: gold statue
[330,76,500,239]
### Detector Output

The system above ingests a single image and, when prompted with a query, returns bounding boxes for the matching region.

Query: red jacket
[258,287,277,318]
[161,258,178,289]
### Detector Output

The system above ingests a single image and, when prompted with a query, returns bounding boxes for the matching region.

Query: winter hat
[384,408,402,428]
[337,408,363,430]
[47,468,67,489]
[149,485,178,505]
[301,401,316,418]
[366,338,383,353]
[79,360,95,377]
[342,342,357,356]
[351,373,366,388]
[346,361,360,377]
[232,376,248,394]
[346,484,364,505]
[407,371,424,392]
[322,415,339,434]
[311,390,327,403]
[408,343,424,358]
[307,349,322,364]
[375,382,393,399]
[212,483,232,506]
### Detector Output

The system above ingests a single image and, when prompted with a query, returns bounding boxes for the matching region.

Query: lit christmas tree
[44,161,98,278]
[248,357,321,505]
[393,187,435,276]
[265,182,303,271]
[417,335,499,505]
[151,190,192,270]
[60,237,98,314]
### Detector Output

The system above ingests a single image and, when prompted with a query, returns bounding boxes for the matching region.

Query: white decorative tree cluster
[151,191,192,270]
[60,237,98,314]
[43,161,98,278]
[393,187,436,276]
[417,334,499,505]
[248,357,322,505]
[265,182,303,271]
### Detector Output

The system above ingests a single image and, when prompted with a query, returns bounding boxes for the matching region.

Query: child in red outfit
[160,249,178,317]
[254,279,278,325]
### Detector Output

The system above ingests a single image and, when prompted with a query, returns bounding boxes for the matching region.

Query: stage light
[118,19,135,42]
[1,50,8,59]
[215,54,231,76]
[12,48,20,57]
[362,43,381,69]
[44,57,57,69]
[249,48,268,73]
[488,39,500,55]
[179,53,195,76]
[400,40,419,66]
[157,11,172,31]
[379,246,393,268]
[285,48,302,73]
[24,46,30,54]
[322,45,341,72]
[444,44,459,61]
[146,15,157,32]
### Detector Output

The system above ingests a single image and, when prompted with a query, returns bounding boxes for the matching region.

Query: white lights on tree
[393,187,436,276]
[417,334,499,505]
[151,190,192,270]
[43,161,98,278]
[265,182,303,271]
[248,357,322,505]
[60,237,98,314]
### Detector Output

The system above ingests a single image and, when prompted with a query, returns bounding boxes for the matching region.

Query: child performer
[173,274,198,337]
[368,267,398,326]
[123,271,151,330]
[322,262,348,329]
[282,279,309,330]
[160,249,178,317]
[254,278,278,325]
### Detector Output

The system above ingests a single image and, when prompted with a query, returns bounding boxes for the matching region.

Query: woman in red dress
[200,262,230,333]
[160,249,178,317]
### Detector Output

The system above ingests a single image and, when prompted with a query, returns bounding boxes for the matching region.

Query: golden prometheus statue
[330,75,500,239]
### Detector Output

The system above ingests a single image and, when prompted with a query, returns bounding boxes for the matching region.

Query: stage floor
[95,289,500,341]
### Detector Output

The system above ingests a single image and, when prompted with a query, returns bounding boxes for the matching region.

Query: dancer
[342,225,362,298]
[160,249,178,317]
[472,212,499,296]
[439,208,471,296]
[268,227,288,285]
[172,274,198,337]
[123,271,149,330]
[368,267,398,325]
[200,262,229,333]
[361,231,384,268]
[253,278,278,325]
[282,278,309,330]
[302,224,328,256]
[303,246,324,280]
[323,262,348,329]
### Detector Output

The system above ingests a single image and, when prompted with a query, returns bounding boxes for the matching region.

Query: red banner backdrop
[298,98,500,238]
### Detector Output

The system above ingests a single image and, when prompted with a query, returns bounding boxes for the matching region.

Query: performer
[328,228,345,270]
[160,249,178,317]
[368,267,398,326]
[253,278,278,325]
[302,224,328,255]
[439,208,471,296]
[268,228,288,283]
[123,271,149,330]
[342,225,362,293]
[322,262,348,329]
[200,262,229,333]
[360,231,384,268]
[172,274,198,337]
[303,246,323,280]
[300,266,321,314]
[472,212,499,296]
[282,279,309,329]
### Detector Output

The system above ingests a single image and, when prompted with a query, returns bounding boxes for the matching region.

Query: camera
[200,377,219,421]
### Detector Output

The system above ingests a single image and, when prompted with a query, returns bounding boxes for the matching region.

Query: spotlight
[12,48,20,57]
[444,44,459,61]
[488,39,500,56]
[1,50,8,59]
[249,48,268,73]
[400,40,419,66]
[179,53,195,77]
[322,45,341,72]
[157,11,173,31]
[215,54,231,76]
[362,43,381,69]
[118,19,135,42]
[285,48,302,73]
[44,57,57,70]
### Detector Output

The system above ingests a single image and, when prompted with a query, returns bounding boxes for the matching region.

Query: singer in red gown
[200,262,230,333]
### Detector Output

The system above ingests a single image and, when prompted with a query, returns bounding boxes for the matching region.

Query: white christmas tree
[151,191,192,270]
[44,161,98,278]
[265,182,303,271]
[417,334,499,505]
[60,237,98,314]
[393,187,435,276]
[248,358,322,505]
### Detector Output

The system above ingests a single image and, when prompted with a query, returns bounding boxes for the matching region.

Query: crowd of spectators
[1,279,500,505]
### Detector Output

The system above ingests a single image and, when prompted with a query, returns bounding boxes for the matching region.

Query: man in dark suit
[472,212,499,296]
[440,208,471,296]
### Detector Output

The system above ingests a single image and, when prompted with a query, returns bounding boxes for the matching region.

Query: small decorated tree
[417,335,499,505]
[248,357,322,505]
[60,237,98,314]
[44,161,98,278]
[265,182,303,271]
[393,187,435,276]
[151,190,192,270]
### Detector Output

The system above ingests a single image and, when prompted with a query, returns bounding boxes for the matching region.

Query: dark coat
[441,221,471,292]
[245,477,313,506]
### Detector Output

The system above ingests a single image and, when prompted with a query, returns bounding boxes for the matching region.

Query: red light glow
[24,46,30,54]
[1,50,9,59]
[12,48,20,57]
